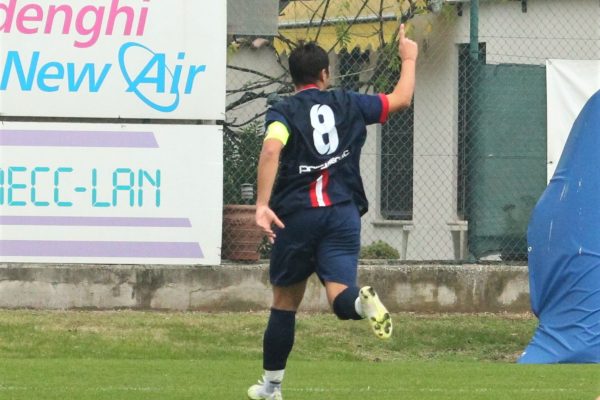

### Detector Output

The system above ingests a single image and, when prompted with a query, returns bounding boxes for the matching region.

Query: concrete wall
[0,263,530,313]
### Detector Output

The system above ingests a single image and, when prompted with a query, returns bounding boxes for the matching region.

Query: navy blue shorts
[269,201,360,287]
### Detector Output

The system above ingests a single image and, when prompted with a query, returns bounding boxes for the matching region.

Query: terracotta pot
[222,205,264,261]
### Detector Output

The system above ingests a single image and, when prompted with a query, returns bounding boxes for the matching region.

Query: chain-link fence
[223,0,600,262]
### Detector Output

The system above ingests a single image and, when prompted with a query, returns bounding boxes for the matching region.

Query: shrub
[360,240,400,259]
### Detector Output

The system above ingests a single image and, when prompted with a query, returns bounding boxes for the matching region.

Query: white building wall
[226,46,287,129]
[360,13,461,260]
[458,0,600,65]
[362,0,599,260]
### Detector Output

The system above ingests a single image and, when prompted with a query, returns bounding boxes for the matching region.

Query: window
[380,105,414,220]
[337,48,413,220]
[338,48,370,92]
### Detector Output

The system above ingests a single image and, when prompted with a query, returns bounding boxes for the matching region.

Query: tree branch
[276,33,298,53]
[227,65,285,83]
[224,111,268,128]
[226,85,294,112]
[378,0,386,47]
[314,0,331,42]
[305,0,327,38]
[226,92,268,112]
[326,0,370,53]
[227,83,274,95]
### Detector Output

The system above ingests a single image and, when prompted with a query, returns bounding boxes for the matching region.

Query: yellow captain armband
[264,121,290,146]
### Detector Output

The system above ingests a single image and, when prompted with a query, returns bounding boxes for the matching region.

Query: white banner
[0,0,226,120]
[0,122,223,265]
[547,59,600,181]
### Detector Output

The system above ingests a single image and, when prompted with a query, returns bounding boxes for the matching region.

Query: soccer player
[247,24,418,400]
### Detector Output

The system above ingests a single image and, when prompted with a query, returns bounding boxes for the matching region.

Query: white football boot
[247,377,283,400]
[360,286,392,339]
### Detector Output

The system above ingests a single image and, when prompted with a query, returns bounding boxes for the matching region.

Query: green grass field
[0,310,598,399]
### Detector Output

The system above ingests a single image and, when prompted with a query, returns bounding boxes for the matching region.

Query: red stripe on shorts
[309,171,332,208]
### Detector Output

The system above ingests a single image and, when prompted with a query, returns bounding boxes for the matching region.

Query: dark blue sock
[263,308,296,371]
[333,286,362,320]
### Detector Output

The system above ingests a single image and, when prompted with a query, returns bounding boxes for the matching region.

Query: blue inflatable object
[518,90,600,363]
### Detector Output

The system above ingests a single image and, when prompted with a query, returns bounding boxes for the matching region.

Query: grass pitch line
[285,387,583,394]
[0,385,163,393]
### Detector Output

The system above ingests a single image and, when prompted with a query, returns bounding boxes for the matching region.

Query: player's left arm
[256,126,286,243]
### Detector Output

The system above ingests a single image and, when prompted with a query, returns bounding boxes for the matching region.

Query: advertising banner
[546,59,600,181]
[0,122,223,264]
[0,0,226,120]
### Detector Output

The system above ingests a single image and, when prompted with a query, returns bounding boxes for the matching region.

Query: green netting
[466,63,547,260]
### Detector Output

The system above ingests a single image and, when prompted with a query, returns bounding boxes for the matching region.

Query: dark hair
[288,42,329,86]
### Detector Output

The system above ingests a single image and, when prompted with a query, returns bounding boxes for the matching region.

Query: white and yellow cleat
[360,286,392,340]
[247,378,283,400]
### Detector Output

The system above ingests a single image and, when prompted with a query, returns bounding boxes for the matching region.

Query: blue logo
[0,43,207,113]
[119,42,206,113]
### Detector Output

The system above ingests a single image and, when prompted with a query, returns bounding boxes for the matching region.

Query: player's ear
[320,68,330,85]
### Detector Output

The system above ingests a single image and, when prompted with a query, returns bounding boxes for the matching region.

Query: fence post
[470,0,480,61]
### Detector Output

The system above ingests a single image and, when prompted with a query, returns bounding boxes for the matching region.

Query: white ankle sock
[264,369,284,384]
[355,297,365,318]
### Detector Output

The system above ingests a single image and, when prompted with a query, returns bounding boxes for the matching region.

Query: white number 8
[310,104,339,155]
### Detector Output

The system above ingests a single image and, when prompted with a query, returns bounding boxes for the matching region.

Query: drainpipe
[469,0,479,61]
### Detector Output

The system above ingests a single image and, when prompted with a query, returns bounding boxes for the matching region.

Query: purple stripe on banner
[0,241,203,258]
[0,216,191,228]
[0,130,158,148]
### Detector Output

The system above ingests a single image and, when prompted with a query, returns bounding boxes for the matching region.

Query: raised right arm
[386,24,419,113]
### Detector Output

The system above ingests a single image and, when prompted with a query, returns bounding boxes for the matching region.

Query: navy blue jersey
[265,87,389,217]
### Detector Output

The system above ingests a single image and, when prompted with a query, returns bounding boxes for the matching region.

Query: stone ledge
[0,263,530,313]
